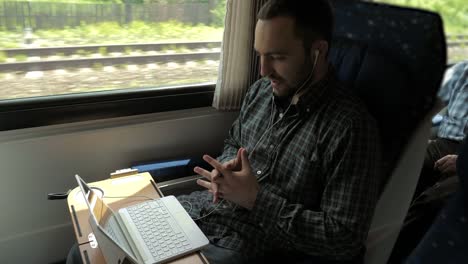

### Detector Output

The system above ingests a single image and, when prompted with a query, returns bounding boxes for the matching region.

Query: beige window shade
[213,0,268,110]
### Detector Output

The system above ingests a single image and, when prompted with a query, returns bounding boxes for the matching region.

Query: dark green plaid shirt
[181,68,382,260]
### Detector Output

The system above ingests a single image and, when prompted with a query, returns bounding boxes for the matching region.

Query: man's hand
[194,148,259,210]
[205,150,242,203]
[434,154,458,175]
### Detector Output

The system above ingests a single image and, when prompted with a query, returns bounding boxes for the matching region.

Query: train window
[0,0,226,131]
[374,0,467,64]
[0,0,226,101]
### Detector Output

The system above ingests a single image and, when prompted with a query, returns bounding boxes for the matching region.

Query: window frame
[0,83,215,132]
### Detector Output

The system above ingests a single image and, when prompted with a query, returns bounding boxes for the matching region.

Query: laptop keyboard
[104,216,134,252]
[126,199,193,261]
[104,221,118,240]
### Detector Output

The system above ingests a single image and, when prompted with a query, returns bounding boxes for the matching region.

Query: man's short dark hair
[257,0,334,52]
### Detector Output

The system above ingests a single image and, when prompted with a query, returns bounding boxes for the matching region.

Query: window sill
[0,83,215,131]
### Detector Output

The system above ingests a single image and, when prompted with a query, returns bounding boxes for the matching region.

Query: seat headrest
[328,0,447,174]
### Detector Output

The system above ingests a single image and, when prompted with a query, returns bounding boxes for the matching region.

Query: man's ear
[310,40,329,60]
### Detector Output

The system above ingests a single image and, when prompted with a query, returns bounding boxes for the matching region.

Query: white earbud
[313,49,320,68]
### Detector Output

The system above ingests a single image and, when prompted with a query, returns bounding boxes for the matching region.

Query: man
[417,60,468,195]
[180,1,383,263]
[406,137,468,263]
[390,61,467,263]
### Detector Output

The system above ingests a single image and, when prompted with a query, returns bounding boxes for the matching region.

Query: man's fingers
[434,162,445,171]
[211,170,225,184]
[239,148,252,171]
[211,182,219,203]
[439,161,454,174]
[236,148,242,163]
[202,182,223,203]
[194,166,213,180]
[211,168,221,180]
[434,157,447,169]
[434,155,457,171]
[194,167,221,203]
[224,149,242,171]
[225,159,236,170]
[203,155,226,174]
[196,179,212,190]
[210,169,221,202]
[438,163,448,173]
[439,166,454,174]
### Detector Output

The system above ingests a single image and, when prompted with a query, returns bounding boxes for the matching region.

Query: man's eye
[271,55,285,60]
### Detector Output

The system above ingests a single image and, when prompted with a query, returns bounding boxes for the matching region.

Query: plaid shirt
[437,61,468,141]
[181,67,382,260]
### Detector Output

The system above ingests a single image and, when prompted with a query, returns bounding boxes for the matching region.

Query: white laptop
[75,174,209,264]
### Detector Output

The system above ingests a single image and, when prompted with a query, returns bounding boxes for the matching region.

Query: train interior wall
[0,107,237,263]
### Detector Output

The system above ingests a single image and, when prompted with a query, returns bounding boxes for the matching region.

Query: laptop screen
[75,174,137,260]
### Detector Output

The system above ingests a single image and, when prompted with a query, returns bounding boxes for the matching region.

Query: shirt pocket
[284,147,322,193]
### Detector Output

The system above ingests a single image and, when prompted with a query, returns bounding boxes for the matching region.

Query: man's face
[254,17,313,97]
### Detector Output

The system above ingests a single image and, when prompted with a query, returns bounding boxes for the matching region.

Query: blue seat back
[328,0,446,175]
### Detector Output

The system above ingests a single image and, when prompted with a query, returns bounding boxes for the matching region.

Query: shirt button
[257,170,262,175]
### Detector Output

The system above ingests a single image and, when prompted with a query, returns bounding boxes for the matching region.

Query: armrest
[131,157,212,183]
[157,175,204,196]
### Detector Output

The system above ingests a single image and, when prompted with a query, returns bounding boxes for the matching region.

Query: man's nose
[260,57,272,77]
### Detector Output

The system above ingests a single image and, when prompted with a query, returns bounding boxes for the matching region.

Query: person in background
[390,61,467,263]
[405,137,468,263]
[418,60,467,195]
